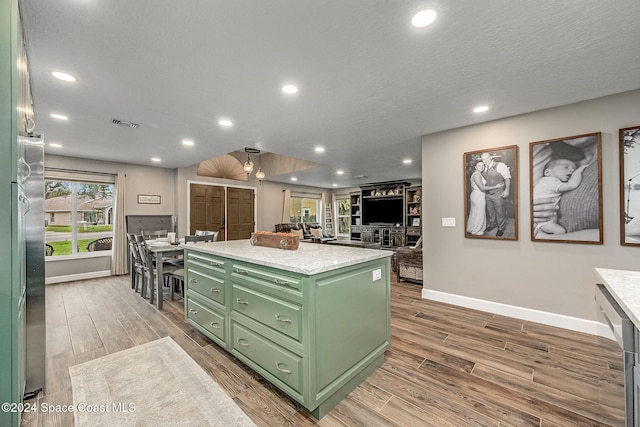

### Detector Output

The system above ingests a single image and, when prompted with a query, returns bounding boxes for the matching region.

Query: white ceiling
[20,0,640,188]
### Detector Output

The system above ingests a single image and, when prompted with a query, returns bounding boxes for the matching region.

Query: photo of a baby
[533,159,588,235]
[529,133,602,244]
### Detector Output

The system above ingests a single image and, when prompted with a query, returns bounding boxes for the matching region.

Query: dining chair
[170,268,184,297]
[194,229,216,236]
[184,233,217,243]
[141,229,168,240]
[134,234,177,303]
[126,233,144,292]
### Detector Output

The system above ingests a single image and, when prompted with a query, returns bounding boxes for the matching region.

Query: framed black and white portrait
[529,132,602,244]
[620,125,640,247]
[463,145,518,240]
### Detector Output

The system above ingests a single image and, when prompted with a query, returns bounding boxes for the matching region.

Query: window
[45,179,114,256]
[337,196,350,237]
[290,195,320,224]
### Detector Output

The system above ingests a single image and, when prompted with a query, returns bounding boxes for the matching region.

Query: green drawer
[232,284,302,341]
[186,297,225,342]
[186,268,225,306]
[186,251,226,275]
[231,262,302,295]
[232,322,302,393]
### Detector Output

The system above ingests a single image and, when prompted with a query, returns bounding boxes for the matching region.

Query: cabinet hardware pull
[189,278,198,283]
[189,309,198,314]
[234,268,249,275]
[273,279,292,287]
[236,299,249,305]
[274,314,291,323]
[210,322,221,329]
[210,288,221,293]
[275,362,291,374]
[236,338,249,347]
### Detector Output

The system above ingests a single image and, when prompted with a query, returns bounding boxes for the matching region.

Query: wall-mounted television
[362,197,403,225]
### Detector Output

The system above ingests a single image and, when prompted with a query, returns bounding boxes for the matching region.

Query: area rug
[69,336,256,426]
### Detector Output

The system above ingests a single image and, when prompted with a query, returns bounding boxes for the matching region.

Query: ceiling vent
[111,118,140,128]
[354,175,368,179]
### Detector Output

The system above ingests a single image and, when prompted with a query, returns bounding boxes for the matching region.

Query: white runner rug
[69,336,256,426]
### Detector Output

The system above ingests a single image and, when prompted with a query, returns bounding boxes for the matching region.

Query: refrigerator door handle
[18,157,31,184]
[19,193,31,216]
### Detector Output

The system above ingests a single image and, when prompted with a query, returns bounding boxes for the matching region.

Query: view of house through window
[45,180,114,256]
[290,196,320,224]
[337,196,350,236]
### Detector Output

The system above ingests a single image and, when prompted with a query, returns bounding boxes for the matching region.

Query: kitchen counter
[183,240,391,418]
[595,268,640,328]
[183,239,391,275]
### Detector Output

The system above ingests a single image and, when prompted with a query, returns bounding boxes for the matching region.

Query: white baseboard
[45,270,112,285]
[421,288,615,340]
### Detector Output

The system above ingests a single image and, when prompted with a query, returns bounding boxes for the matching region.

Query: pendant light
[243,147,264,183]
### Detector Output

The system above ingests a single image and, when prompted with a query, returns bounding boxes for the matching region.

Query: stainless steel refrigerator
[20,133,45,398]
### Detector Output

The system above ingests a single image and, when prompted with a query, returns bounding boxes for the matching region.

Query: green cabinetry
[184,245,391,418]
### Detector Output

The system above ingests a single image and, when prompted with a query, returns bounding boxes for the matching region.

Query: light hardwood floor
[22,274,624,426]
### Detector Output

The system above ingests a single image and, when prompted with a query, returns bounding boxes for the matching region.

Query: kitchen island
[595,268,640,427]
[183,240,392,418]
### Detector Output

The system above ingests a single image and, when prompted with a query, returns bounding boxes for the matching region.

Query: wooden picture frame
[137,194,161,204]
[529,132,602,244]
[620,125,640,246]
[463,145,518,240]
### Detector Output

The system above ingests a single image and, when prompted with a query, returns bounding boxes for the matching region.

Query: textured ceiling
[20,0,640,188]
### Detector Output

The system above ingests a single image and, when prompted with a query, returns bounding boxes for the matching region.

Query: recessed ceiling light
[314,146,325,153]
[281,84,298,94]
[182,139,194,146]
[403,159,412,165]
[49,143,62,148]
[473,105,489,113]
[52,71,75,82]
[218,118,233,127]
[290,177,298,182]
[336,170,344,175]
[151,157,161,162]
[332,183,338,187]
[411,9,437,28]
[50,113,68,120]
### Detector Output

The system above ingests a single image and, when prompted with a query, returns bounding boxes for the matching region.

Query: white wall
[421,89,640,329]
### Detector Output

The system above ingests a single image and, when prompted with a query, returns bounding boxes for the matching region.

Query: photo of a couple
[464,146,518,240]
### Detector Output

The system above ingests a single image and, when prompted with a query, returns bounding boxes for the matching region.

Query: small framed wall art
[620,125,640,246]
[463,145,518,240]
[137,194,161,204]
[529,132,602,244]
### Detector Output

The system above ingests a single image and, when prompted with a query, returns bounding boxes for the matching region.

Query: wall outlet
[442,217,456,227]
[372,269,382,281]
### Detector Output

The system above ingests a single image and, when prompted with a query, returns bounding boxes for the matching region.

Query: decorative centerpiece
[250,231,300,250]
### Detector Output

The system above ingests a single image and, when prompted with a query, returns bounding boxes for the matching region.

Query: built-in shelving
[348,182,422,247]
[349,191,361,240]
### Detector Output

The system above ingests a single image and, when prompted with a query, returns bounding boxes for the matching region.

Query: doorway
[189,183,255,240]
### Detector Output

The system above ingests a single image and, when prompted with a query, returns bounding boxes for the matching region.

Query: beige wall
[421,89,640,323]
[44,155,176,280]
[45,155,176,216]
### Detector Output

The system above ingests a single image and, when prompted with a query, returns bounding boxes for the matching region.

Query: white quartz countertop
[184,240,392,275]
[595,268,640,328]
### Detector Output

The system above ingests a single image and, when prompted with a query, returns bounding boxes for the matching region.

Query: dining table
[146,242,185,310]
